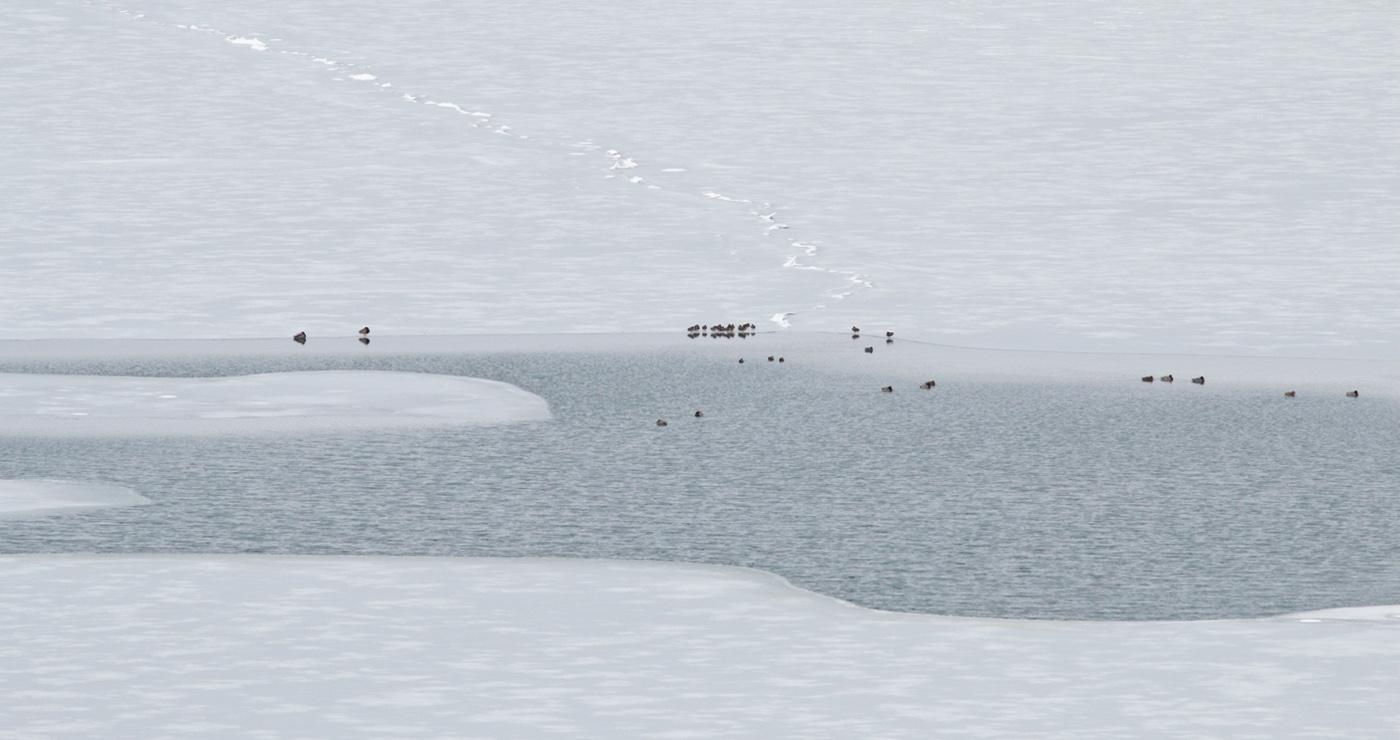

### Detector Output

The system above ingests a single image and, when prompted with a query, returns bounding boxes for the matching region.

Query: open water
[2,339,1399,620]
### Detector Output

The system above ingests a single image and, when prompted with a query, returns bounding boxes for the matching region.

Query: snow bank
[0,371,551,436]
[0,480,149,519]
[0,556,1394,739]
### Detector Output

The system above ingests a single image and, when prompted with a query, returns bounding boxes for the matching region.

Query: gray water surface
[3,346,1398,620]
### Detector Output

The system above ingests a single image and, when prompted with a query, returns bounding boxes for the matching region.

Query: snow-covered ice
[0,480,149,519]
[0,370,551,435]
[3,0,1397,356]
[0,555,1396,739]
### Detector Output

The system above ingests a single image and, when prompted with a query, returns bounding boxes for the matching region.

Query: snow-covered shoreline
[4,331,1396,395]
[1,554,1396,738]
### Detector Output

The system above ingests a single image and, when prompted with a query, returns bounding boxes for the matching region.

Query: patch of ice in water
[0,371,550,436]
[0,480,149,519]
[349,73,377,81]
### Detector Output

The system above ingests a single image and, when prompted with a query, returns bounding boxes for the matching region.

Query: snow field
[0,556,1397,739]
[2,0,1397,355]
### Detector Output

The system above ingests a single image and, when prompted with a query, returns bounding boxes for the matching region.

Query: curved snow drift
[0,371,552,436]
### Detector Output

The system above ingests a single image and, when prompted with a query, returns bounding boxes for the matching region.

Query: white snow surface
[0,555,1396,739]
[3,0,1399,732]
[0,480,149,519]
[0,370,551,435]
[3,0,1398,357]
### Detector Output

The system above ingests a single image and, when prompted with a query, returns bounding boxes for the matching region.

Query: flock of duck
[658,325,937,427]
[288,324,1361,429]
[1141,374,1205,384]
[659,323,1368,427]
[1140,373,1358,397]
[687,323,759,339]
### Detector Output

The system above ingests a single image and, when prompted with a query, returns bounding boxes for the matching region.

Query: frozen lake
[6,0,1400,733]
[4,335,1398,621]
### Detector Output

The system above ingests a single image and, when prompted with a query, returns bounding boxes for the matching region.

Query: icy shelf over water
[0,370,551,435]
[0,480,149,519]
[0,555,1396,739]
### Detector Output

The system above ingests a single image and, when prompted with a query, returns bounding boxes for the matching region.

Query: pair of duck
[291,327,371,345]
[1284,391,1360,398]
[881,381,936,392]
[657,411,706,426]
